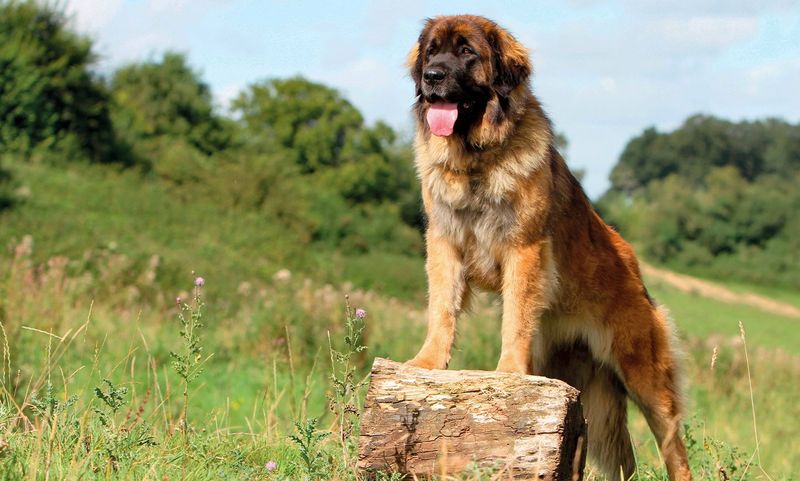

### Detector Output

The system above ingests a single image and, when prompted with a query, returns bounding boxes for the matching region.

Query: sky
[66,0,800,198]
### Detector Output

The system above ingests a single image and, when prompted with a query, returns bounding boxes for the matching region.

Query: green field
[2,3,799,478]
[1,162,798,480]
[647,282,800,354]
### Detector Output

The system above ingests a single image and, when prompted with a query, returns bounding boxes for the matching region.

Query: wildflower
[194,276,205,287]
[265,460,277,471]
[355,308,366,319]
[176,296,181,305]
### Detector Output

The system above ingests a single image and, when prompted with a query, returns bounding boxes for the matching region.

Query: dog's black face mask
[410,17,531,138]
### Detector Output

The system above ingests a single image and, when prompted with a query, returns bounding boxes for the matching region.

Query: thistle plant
[170,275,209,434]
[93,378,156,469]
[327,296,368,465]
[289,417,331,480]
[93,378,128,428]
[30,380,78,429]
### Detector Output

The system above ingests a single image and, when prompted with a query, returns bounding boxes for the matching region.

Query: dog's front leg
[406,234,468,370]
[496,241,553,374]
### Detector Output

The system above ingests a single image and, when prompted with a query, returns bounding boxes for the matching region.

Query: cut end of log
[358,358,587,480]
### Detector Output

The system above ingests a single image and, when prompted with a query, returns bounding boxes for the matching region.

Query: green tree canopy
[0,1,114,161]
[110,52,231,155]
[232,76,364,172]
[609,115,800,195]
[600,114,800,288]
[232,77,418,204]
[230,76,423,251]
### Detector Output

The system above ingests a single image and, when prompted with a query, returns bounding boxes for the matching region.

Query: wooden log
[358,358,586,480]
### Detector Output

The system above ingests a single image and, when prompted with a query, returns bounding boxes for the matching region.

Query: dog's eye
[426,45,436,56]
[460,46,475,56]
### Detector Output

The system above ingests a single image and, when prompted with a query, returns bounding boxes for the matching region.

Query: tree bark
[358,358,586,480]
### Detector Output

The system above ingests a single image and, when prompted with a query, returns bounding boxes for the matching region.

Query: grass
[714,279,800,309]
[2,243,798,479]
[1,160,798,479]
[0,161,427,308]
[647,280,800,353]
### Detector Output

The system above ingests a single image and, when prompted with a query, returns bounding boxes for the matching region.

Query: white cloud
[651,15,758,51]
[623,0,797,17]
[365,0,425,48]
[145,0,232,15]
[145,0,192,14]
[214,83,244,114]
[322,56,412,126]
[59,1,800,198]
[742,58,800,101]
[66,0,123,34]
[599,77,617,93]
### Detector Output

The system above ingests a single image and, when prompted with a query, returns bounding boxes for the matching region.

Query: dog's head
[408,15,532,139]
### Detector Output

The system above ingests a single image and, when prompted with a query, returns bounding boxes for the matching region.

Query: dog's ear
[407,40,423,96]
[487,25,531,97]
[409,19,435,97]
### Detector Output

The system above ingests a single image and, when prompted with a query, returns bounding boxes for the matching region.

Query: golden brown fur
[405,15,692,481]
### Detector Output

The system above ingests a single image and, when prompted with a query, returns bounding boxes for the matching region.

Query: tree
[0,1,114,161]
[0,161,13,209]
[609,115,800,194]
[110,52,231,155]
[231,76,423,253]
[601,114,800,288]
[232,77,417,203]
[232,76,363,172]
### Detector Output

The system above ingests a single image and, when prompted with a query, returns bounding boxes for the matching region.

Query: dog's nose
[424,68,446,83]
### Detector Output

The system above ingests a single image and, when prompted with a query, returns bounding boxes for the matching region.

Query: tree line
[2,1,797,288]
[599,115,800,288]
[0,1,422,255]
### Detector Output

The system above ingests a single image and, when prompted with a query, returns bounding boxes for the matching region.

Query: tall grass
[0,237,797,479]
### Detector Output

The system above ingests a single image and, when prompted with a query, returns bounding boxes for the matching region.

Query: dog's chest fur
[425,164,518,286]
[415,134,550,287]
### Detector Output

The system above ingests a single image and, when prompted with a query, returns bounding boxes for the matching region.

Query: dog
[404,15,692,481]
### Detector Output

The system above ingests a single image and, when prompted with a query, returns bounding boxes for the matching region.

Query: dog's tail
[540,342,635,480]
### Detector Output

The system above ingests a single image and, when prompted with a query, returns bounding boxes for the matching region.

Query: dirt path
[640,263,800,319]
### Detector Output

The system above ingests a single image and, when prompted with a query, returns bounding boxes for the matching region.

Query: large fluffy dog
[405,15,692,481]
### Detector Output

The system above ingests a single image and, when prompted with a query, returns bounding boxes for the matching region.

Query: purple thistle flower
[194,276,205,287]
[175,296,181,305]
[355,308,366,319]
[265,460,277,471]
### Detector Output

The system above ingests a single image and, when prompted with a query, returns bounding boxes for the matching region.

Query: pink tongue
[426,102,459,137]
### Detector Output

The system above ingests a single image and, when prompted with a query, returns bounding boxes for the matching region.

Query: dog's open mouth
[425,100,476,137]
[426,101,458,137]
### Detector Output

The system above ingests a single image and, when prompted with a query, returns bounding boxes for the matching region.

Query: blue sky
[67,0,800,198]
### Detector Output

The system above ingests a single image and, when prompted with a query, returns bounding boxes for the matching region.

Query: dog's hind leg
[611,304,692,481]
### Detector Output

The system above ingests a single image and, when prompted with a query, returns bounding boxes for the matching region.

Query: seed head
[710,346,719,370]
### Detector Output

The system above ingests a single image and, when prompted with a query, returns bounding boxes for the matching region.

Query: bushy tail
[540,342,635,480]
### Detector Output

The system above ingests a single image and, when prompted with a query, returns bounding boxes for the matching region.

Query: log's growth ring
[358,358,587,480]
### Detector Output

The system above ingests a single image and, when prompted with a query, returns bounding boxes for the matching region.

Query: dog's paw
[495,356,531,375]
[405,355,448,370]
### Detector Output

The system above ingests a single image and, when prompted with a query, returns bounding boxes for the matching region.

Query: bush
[610,115,800,194]
[110,52,233,157]
[0,160,13,210]
[0,1,115,162]
[599,167,800,288]
[601,114,800,288]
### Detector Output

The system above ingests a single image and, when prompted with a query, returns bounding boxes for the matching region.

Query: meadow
[1,161,798,480]
[2,4,799,478]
